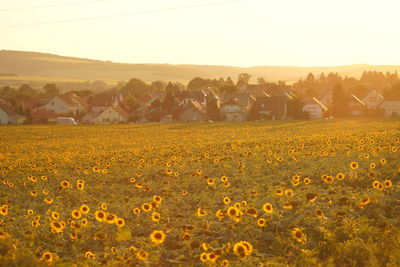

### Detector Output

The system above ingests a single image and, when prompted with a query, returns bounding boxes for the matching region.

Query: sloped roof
[32,109,58,119]
[57,95,76,107]
[221,98,241,106]
[251,96,287,117]
[302,97,328,111]
[350,94,366,106]
[89,93,116,107]
[111,106,130,121]
[0,103,17,116]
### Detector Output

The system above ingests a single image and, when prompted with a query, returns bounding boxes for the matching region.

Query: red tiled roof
[0,103,17,116]
[32,109,58,119]
[89,93,116,107]
[57,95,76,107]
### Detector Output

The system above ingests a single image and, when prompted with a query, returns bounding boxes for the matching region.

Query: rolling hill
[1,50,400,89]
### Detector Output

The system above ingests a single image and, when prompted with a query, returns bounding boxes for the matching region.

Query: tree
[206,98,221,121]
[43,83,60,98]
[332,83,348,118]
[187,77,208,91]
[165,82,180,93]
[161,92,176,114]
[151,80,167,91]
[121,78,152,98]
[236,73,251,87]
[226,76,234,85]
[220,84,239,94]
[18,84,37,99]
[257,77,267,85]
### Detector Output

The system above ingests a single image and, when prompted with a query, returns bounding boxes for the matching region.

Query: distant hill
[1,50,400,88]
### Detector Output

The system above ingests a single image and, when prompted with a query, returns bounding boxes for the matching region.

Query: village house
[301,97,328,119]
[220,98,248,121]
[348,94,367,117]
[64,92,90,113]
[0,103,26,124]
[175,91,207,107]
[378,100,400,117]
[319,90,333,108]
[222,93,256,108]
[40,94,78,115]
[88,93,122,113]
[92,105,130,124]
[31,109,58,124]
[249,96,288,120]
[174,100,208,122]
[360,89,384,110]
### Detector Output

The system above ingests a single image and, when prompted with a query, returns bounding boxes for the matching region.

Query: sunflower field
[0,119,399,266]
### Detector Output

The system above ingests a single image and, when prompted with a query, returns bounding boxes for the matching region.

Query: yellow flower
[151,212,161,222]
[197,207,207,217]
[40,252,53,264]
[150,230,166,245]
[71,209,81,219]
[292,227,307,243]
[257,218,266,227]
[80,204,90,214]
[350,161,358,170]
[262,203,273,214]
[136,250,149,261]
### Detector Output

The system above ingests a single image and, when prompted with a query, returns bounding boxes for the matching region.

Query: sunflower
[262,203,273,214]
[372,181,381,189]
[151,212,161,222]
[81,218,88,226]
[84,251,95,259]
[77,183,84,190]
[51,211,59,220]
[350,161,358,170]
[380,158,387,165]
[369,163,376,169]
[315,209,324,218]
[153,195,162,204]
[60,180,71,189]
[227,206,239,217]
[275,189,283,196]
[257,218,266,227]
[142,203,152,212]
[100,203,107,210]
[223,197,231,205]
[50,221,63,233]
[40,252,53,264]
[31,220,40,227]
[197,207,207,217]
[115,218,125,227]
[283,202,292,210]
[221,175,228,183]
[223,182,231,188]
[27,209,34,215]
[94,210,106,222]
[285,189,294,197]
[359,197,371,208]
[216,209,225,221]
[200,252,209,262]
[303,177,311,185]
[165,168,173,175]
[105,214,117,224]
[71,209,81,219]
[30,190,38,197]
[80,204,90,214]
[241,241,253,255]
[384,180,392,187]
[93,231,106,240]
[306,193,318,203]
[292,227,307,243]
[133,208,141,215]
[336,173,345,180]
[44,198,53,204]
[246,208,258,217]
[129,177,136,183]
[206,178,215,186]
[150,230,166,245]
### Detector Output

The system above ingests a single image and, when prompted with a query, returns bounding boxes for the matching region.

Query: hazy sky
[1,0,400,67]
